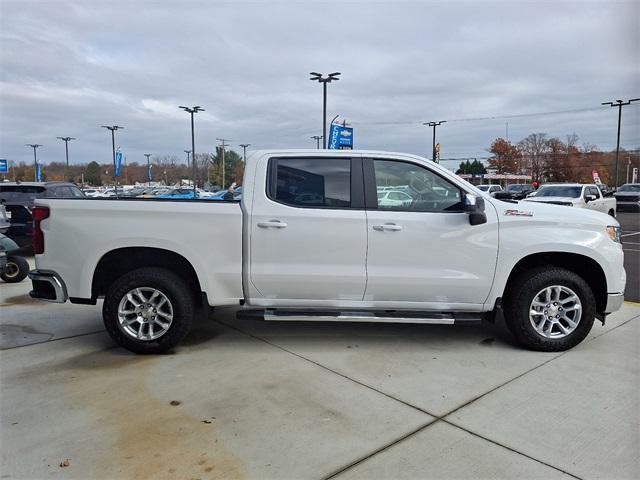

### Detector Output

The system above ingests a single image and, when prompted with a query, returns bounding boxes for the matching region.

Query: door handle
[372,223,403,232]
[257,220,288,229]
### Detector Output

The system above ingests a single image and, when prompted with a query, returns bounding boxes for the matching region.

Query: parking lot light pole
[56,136,75,180]
[179,106,204,196]
[217,138,230,189]
[25,144,42,181]
[101,125,123,195]
[423,121,446,163]
[239,144,251,163]
[602,98,640,189]
[309,72,341,149]
[144,153,152,186]
[311,135,322,149]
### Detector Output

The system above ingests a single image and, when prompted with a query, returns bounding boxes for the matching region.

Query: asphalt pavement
[618,212,640,303]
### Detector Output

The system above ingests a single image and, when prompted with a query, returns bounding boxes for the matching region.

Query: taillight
[32,206,50,254]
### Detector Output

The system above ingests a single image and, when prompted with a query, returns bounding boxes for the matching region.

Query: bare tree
[518,133,550,182]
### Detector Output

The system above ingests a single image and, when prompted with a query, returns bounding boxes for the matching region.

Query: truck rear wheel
[505,267,595,351]
[103,267,194,354]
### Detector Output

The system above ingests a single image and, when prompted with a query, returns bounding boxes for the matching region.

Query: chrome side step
[262,310,460,325]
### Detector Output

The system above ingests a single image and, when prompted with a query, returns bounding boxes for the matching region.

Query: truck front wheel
[505,267,595,351]
[103,267,194,354]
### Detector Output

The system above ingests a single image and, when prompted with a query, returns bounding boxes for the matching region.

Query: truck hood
[488,198,618,227]
[523,196,578,204]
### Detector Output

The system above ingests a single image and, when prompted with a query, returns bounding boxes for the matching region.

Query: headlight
[607,225,622,243]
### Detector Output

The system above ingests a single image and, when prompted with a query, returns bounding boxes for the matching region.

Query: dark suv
[0,182,85,254]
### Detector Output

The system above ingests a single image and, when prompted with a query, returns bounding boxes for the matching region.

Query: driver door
[363,157,499,307]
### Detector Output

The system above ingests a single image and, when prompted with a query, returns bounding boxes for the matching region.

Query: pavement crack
[0,329,106,350]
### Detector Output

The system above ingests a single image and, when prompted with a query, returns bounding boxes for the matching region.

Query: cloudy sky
[1,0,638,170]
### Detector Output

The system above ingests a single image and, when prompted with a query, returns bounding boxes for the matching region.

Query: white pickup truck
[29,150,626,354]
[524,183,617,216]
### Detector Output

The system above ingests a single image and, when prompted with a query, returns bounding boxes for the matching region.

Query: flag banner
[115,149,123,177]
[0,159,7,174]
[36,162,42,182]
[148,164,154,181]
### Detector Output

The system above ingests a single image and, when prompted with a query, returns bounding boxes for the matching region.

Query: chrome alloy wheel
[117,287,173,341]
[529,285,582,339]
[3,262,19,279]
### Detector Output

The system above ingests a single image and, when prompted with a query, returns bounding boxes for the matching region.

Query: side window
[372,159,463,212]
[591,186,601,198]
[268,158,351,208]
[69,186,85,198]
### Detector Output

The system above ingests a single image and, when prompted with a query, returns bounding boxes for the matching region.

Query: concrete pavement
[1,279,639,479]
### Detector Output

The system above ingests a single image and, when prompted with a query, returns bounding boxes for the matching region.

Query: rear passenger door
[249,155,368,303]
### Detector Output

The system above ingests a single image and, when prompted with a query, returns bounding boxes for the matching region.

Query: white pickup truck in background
[29,150,626,354]
[525,183,617,216]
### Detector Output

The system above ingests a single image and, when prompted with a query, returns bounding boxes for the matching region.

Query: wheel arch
[92,247,204,304]
[502,252,608,315]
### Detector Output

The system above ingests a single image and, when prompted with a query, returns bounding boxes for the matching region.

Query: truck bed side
[34,199,243,305]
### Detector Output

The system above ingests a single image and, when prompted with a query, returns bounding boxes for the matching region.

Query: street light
[56,136,75,180]
[101,125,124,195]
[309,72,341,149]
[25,144,42,181]
[179,105,204,195]
[239,144,251,163]
[310,135,322,149]
[601,98,640,188]
[423,121,446,163]
[144,153,152,186]
[217,138,230,189]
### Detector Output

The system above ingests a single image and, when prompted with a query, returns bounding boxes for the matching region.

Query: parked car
[0,233,29,283]
[525,183,616,216]
[477,184,502,194]
[504,183,535,200]
[0,182,85,254]
[378,190,413,207]
[82,188,102,197]
[613,183,640,212]
[598,183,614,197]
[29,149,625,354]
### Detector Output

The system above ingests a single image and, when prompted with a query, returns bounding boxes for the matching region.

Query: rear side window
[0,186,46,203]
[268,158,351,208]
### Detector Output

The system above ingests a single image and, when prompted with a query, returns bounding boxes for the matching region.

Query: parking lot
[1,255,639,479]
[619,212,640,302]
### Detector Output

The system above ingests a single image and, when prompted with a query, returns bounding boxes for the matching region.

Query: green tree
[85,161,103,186]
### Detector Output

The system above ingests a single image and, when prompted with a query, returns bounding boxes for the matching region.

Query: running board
[248,310,483,325]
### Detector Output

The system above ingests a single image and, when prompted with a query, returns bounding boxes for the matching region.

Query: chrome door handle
[372,223,403,231]
[257,220,288,229]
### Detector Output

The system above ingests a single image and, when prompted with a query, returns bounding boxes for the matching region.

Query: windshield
[535,186,582,198]
[0,186,46,203]
[478,185,490,192]
[618,184,640,192]
[506,184,529,192]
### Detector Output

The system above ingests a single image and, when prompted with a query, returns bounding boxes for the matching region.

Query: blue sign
[36,162,42,182]
[328,124,354,150]
[148,163,154,181]
[0,159,7,174]
[115,149,124,177]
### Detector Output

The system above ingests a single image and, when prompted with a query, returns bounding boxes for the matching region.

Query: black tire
[1,256,29,283]
[504,267,595,351]
[103,267,194,354]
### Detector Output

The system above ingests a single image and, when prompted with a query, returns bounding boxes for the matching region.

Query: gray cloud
[0,0,638,170]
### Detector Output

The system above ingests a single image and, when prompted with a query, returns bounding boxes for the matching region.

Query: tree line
[468,133,640,184]
[2,147,246,188]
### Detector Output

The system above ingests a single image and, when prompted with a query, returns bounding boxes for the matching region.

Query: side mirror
[585,194,596,202]
[464,193,487,225]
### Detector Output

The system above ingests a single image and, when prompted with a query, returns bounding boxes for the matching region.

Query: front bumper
[604,293,624,314]
[28,269,68,303]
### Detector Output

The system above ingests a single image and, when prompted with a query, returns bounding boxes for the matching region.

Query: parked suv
[0,182,85,253]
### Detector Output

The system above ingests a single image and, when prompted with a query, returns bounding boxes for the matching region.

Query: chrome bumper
[604,293,624,314]
[28,269,68,303]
